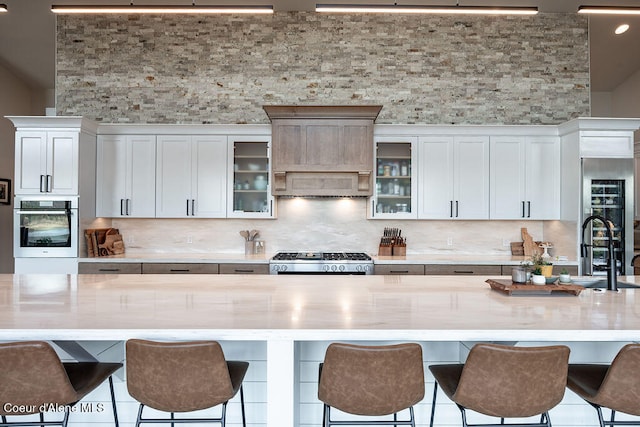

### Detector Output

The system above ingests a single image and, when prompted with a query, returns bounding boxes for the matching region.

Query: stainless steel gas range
[269,252,373,275]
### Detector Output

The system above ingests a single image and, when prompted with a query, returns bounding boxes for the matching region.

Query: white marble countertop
[0,274,634,342]
[77,252,578,265]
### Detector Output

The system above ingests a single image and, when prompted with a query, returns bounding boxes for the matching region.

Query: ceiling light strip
[51,5,274,14]
[578,6,640,15]
[0,4,7,12]
[316,4,538,15]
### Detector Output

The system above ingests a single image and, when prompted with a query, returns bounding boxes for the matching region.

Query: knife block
[392,245,406,256]
[378,245,392,256]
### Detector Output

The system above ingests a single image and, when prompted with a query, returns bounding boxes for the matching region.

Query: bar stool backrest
[0,341,78,416]
[318,342,425,416]
[593,343,640,416]
[454,344,570,418]
[126,339,234,413]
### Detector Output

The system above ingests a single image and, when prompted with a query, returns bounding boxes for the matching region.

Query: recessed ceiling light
[615,24,630,34]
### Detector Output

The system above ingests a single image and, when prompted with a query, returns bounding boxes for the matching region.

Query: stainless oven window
[19,210,72,248]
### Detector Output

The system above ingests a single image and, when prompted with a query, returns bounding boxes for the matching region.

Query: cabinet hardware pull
[170,269,190,272]
[522,201,526,218]
[455,200,459,218]
[99,268,120,272]
[186,199,190,216]
[120,199,125,216]
[40,175,46,192]
[390,270,410,274]
[127,199,131,216]
[454,270,474,274]
[191,199,195,216]
[527,201,531,218]
[450,201,453,218]
[46,175,52,192]
[235,269,254,273]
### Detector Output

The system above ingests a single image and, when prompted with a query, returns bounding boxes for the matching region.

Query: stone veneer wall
[56,12,589,125]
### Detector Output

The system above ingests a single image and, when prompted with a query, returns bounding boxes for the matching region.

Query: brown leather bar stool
[125,339,249,427]
[567,343,640,427]
[429,343,570,427]
[0,340,121,427]
[318,342,425,427]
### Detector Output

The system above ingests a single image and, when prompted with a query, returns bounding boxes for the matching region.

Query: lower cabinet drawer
[374,264,425,275]
[78,262,142,274]
[423,264,502,275]
[219,263,269,274]
[142,263,219,274]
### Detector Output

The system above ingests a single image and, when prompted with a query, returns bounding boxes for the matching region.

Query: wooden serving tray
[486,279,584,296]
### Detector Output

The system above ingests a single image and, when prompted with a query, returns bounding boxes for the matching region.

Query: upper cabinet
[418,135,490,219]
[8,116,98,197]
[228,136,275,218]
[370,137,417,219]
[96,134,156,218]
[156,135,227,218]
[264,105,382,197]
[490,136,560,220]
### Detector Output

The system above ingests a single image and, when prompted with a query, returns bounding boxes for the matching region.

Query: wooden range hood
[263,105,382,197]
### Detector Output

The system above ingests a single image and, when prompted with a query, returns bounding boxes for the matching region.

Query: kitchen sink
[570,279,640,289]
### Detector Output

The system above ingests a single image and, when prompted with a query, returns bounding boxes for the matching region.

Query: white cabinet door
[97,135,156,217]
[490,136,526,219]
[418,136,454,219]
[192,135,227,218]
[490,135,560,220]
[454,136,489,219]
[525,136,560,219]
[418,136,489,219]
[15,131,78,195]
[156,135,227,218]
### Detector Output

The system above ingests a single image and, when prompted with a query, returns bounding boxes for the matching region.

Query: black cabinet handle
[46,175,52,192]
[120,199,125,216]
[527,201,531,218]
[99,268,120,272]
[454,270,474,274]
[450,201,453,218]
[390,270,410,274]
[191,199,195,216]
[234,269,255,273]
[170,269,190,272]
[186,199,190,216]
[522,201,526,218]
[455,200,459,218]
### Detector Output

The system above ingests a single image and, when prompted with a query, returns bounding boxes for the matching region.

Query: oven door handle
[16,210,74,215]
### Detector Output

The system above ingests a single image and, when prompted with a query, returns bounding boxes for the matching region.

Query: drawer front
[142,263,219,274]
[374,264,425,275]
[424,264,501,275]
[219,263,269,274]
[78,262,142,274]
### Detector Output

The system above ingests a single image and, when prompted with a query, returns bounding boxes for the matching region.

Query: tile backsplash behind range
[111,198,574,258]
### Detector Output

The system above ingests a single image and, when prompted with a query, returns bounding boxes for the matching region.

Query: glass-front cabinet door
[370,137,417,219]
[228,136,275,218]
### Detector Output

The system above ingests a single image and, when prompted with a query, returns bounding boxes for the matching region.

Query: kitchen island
[1,273,638,427]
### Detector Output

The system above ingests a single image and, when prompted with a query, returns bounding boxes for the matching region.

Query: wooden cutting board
[521,227,540,256]
[486,279,584,296]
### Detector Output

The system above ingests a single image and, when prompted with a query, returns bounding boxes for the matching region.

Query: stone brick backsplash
[56,12,589,125]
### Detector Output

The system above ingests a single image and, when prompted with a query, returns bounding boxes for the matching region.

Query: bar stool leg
[135,404,144,427]
[170,411,174,427]
[108,376,119,427]
[240,384,247,427]
[429,382,439,427]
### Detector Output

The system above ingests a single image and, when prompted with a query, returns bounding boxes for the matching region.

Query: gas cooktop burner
[269,252,373,274]
[271,252,372,261]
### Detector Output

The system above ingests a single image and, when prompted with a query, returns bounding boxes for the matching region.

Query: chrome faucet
[581,215,618,291]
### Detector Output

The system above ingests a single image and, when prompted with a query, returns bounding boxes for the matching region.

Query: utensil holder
[245,241,255,255]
